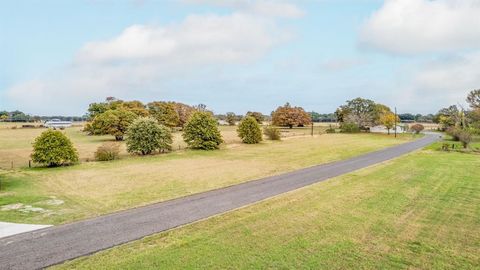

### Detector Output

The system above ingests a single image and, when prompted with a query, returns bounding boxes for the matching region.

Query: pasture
[53,149,480,269]
[0,123,414,225]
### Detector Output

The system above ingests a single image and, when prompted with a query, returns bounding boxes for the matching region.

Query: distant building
[370,125,406,134]
[44,119,72,129]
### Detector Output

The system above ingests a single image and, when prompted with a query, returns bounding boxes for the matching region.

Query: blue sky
[1,0,479,116]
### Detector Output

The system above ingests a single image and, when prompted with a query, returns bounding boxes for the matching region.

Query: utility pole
[394,107,397,138]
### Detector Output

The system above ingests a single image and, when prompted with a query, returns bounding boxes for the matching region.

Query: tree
[120,101,149,117]
[246,111,264,124]
[466,89,480,109]
[337,98,377,129]
[410,124,425,134]
[399,113,415,121]
[126,117,172,155]
[148,101,180,127]
[373,103,392,125]
[91,109,137,140]
[0,111,8,121]
[271,103,311,128]
[87,102,110,119]
[436,105,462,130]
[172,102,196,128]
[237,116,262,144]
[379,111,398,134]
[31,130,78,167]
[226,112,236,126]
[458,129,473,148]
[183,111,223,150]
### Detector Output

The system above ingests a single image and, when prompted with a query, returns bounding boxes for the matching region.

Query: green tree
[91,109,137,140]
[148,101,180,127]
[466,89,480,109]
[126,117,172,155]
[183,111,223,150]
[337,98,377,129]
[237,116,262,144]
[31,130,78,167]
[226,112,236,126]
[271,103,311,128]
[246,111,264,124]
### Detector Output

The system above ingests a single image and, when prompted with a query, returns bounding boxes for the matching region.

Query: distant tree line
[0,110,86,122]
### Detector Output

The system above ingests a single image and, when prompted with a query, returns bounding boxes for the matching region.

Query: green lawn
[0,132,414,225]
[53,149,480,269]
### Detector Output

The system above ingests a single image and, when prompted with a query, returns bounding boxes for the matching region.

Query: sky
[1,0,480,116]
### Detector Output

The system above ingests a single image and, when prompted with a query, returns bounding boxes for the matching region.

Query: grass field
[0,126,415,225]
[52,149,480,269]
[0,123,332,169]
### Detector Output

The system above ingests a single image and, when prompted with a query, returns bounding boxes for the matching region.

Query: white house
[44,119,72,129]
[370,125,406,134]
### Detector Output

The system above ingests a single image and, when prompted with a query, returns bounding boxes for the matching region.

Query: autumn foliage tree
[410,124,425,134]
[148,101,180,128]
[271,103,311,128]
[172,102,196,128]
[379,111,399,134]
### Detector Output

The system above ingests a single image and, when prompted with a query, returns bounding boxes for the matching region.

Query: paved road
[0,134,440,270]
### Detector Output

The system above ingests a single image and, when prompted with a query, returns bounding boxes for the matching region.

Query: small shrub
[458,130,473,149]
[95,142,120,161]
[237,116,262,144]
[31,130,78,167]
[126,117,172,155]
[340,122,360,133]
[446,127,461,141]
[263,125,281,140]
[183,111,223,150]
[325,125,336,133]
[410,124,425,134]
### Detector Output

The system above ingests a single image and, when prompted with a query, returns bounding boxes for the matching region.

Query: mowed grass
[0,130,414,225]
[53,150,480,270]
[0,123,331,169]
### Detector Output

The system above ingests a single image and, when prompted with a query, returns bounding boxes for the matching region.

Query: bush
[410,123,425,134]
[95,142,120,161]
[325,125,336,133]
[31,130,78,167]
[183,111,223,150]
[340,122,360,133]
[446,127,461,141]
[458,130,473,148]
[263,125,281,140]
[126,117,172,155]
[237,116,263,144]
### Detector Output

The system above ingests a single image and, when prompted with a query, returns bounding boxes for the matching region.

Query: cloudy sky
[1,0,480,116]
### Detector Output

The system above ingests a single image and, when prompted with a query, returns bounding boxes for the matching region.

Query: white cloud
[391,52,480,112]
[6,12,294,115]
[321,58,366,71]
[360,0,480,54]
